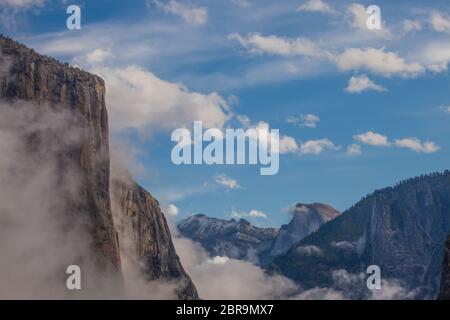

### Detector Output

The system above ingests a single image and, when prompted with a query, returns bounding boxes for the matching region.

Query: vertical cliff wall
[111,169,199,299]
[0,36,122,293]
[0,35,198,299]
[438,236,450,299]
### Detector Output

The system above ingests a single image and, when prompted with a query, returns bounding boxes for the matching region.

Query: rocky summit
[177,203,341,266]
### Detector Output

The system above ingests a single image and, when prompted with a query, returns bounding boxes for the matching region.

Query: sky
[1,0,450,227]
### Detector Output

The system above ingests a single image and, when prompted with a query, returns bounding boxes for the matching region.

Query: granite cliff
[0,35,197,299]
[272,171,450,299]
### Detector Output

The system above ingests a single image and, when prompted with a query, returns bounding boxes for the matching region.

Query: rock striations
[0,35,197,299]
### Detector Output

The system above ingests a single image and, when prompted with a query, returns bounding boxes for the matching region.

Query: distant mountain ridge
[272,171,450,299]
[177,203,341,265]
[177,214,279,263]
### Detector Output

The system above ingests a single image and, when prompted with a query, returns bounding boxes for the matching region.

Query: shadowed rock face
[0,35,198,299]
[272,171,450,299]
[439,236,450,299]
[267,203,341,258]
[0,35,122,283]
[111,170,199,299]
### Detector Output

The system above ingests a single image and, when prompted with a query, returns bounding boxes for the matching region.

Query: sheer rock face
[272,172,450,299]
[0,35,198,299]
[111,171,199,299]
[267,203,341,258]
[0,35,121,278]
[439,236,450,299]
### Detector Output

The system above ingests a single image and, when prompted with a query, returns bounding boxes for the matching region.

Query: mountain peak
[293,203,341,222]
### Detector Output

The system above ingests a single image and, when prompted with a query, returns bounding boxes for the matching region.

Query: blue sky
[2,0,450,227]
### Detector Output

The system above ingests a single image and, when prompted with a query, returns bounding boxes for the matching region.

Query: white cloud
[420,42,450,72]
[0,0,44,7]
[293,287,345,300]
[243,120,299,155]
[214,174,241,190]
[347,3,368,31]
[286,114,320,128]
[402,19,422,33]
[334,48,424,77]
[331,241,356,251]
[299,139,339,155]
[297,0,333,14]
[293,270,417,300]
[74,48,115,66]
[279,136,299,154]
[173,237,298,299]
[295,245,323,256]
[430,11,450,33]
[229,33,322,57]
[443,106,450,114]
[249,210,267,219]
[347,3,390,37]
[93,66,231,132]
[236,114,251,128]
[394,138,440,154]
[354,132,439,154]
[231,209,267,219]
[354,131,390,147]
[152,0,207,26]
[163,204,179,217]
[346,144,362,156]
[345,74,386,93]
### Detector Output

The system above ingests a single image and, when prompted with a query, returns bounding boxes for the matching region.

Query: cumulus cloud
[420,42,450,72]
[74,48,115,66]
[239,119,299,155]
[0,0,44,8]
[430,11,450,33]
[163,204,179,217]
[173,237,298,299]
[402,19,422,33]
[249,210,268,219]
[152,0,207,26]
[345,74,386,93]
[231,209,267,219]
[214,174,241,190]
[0,0,45,28]
[279,135,299,154]
[394,138,440,154]
[295,245,323,256]
[334,48,424,77]
[346,144,362,156]
[93,66,231,133]
[354,131,390,147]
[297,0,333,14]
[331,241,356,251]
[442,106,450,114]
[347,3,369,31]
[286,114,320,128]
[346,3,390,36]
[228,33,322,57]
[299,139,339,155]
[354,132,439,154]
[293,287,345,300]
